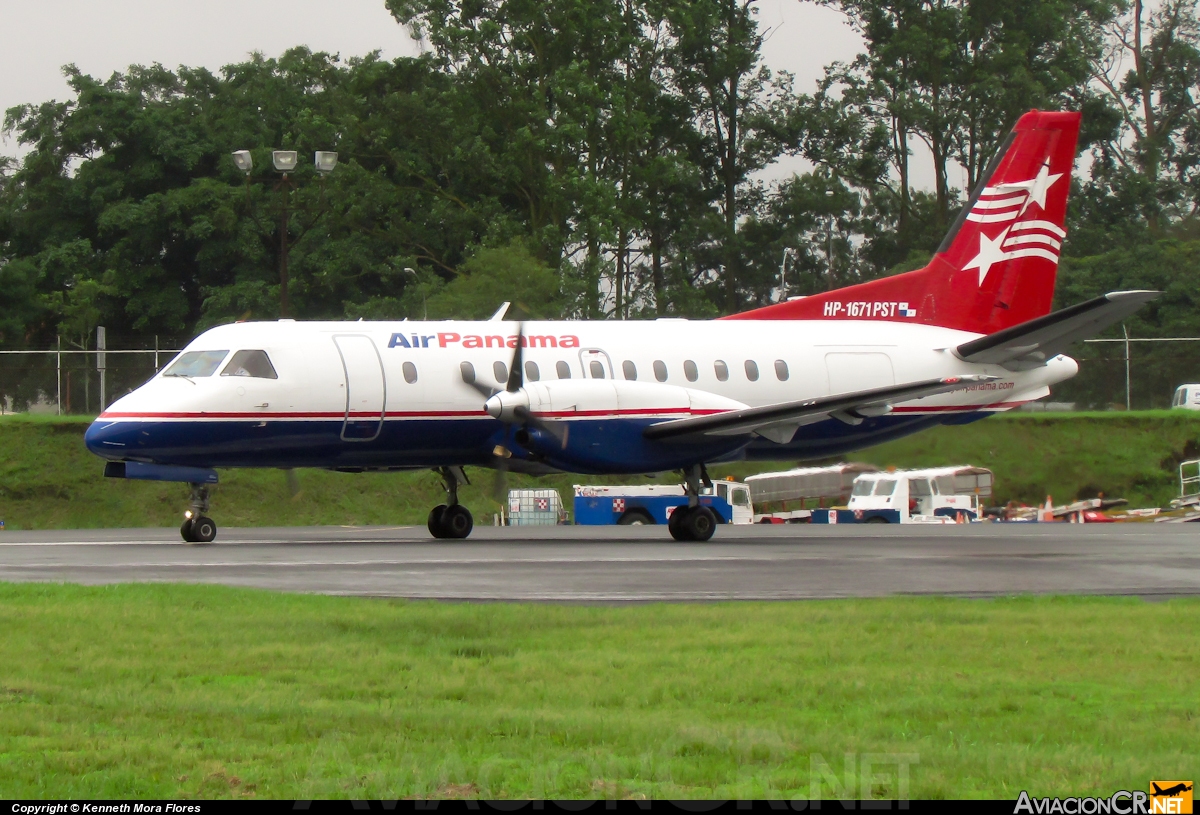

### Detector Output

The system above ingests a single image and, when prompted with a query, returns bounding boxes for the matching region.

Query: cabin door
[333,335,386,441]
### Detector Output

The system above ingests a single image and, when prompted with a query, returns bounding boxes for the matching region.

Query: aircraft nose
[85,419,138,460]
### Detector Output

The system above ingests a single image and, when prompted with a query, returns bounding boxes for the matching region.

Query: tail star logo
[963,158,1066,284]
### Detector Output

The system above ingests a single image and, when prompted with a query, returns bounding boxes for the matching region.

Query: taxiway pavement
[0,523,1197,601]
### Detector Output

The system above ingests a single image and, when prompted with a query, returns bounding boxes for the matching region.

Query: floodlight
[231,150,253,174]
[314,151,339,175]
[272,151,299,172]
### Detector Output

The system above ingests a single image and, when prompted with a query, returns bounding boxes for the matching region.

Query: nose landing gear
[428,466,474,539]
[669,464,717,542]
[180,483,217,543]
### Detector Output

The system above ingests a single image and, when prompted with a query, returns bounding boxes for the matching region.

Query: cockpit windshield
[164,351,229,378]
[221,350,278,379]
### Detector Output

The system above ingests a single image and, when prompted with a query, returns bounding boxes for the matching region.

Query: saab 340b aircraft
[85,110,1157,543]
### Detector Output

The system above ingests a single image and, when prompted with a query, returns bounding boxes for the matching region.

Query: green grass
[3,411,1200,529]
[0,584,1195,798]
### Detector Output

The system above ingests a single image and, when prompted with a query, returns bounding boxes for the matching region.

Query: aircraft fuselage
[84,317,1077,474]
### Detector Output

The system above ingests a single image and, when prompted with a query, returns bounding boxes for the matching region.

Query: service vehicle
[573,481,752,526]
[1171,385,1200,410]
[811,466,993,524]
[744,463,879,522]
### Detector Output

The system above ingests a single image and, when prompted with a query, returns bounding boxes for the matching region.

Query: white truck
[744,463,880,523]
[811,466,993,524]
[1172,384,1200,410]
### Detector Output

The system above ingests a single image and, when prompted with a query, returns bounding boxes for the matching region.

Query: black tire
[668,506,690,540]
[683,506,717,542]
[191,516,217,542]
[864,516,890,524]
[442,505,474,539]
[180,519,196,543]
[617,511,654,526]
[427,504,448,538]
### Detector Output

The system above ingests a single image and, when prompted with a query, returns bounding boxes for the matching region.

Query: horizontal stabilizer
[643,375,996,443]
[104,461,219,484]
[955,290,1159,370]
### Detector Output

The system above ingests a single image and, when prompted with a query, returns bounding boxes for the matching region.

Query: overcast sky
[1,0,907,183]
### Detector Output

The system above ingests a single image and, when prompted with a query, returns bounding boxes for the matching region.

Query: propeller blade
[491,454,510,503]
[506,321,525,393]
[465,379,499,400]
[513,406,570,450]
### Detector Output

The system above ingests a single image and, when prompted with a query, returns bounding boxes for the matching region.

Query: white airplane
[86,110,1156,543]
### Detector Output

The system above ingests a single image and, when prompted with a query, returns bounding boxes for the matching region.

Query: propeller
[462,322,568,502]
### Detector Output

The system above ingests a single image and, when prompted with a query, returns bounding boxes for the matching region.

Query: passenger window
[494,361,509,384]
[589,360,606,379]
[165,350,229,378]
[732,488,751,507]
[653,360,668,382]
[910,479,932,496]
[622,360,637,380]
[874,479,897,496]
[460,361,476,384]
[852,480,874,497]
[220,350,278,379]
[774,360,789,381]
[744,360,759,381]
[525,361,540,382]
[556,361,571,379]
[684,360,698,382]
[714,360,729,382]
[935,476,956,495]
[402,361,418,384]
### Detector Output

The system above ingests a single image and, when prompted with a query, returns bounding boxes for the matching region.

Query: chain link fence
[1,334,1197,415]
[0,347,180,415]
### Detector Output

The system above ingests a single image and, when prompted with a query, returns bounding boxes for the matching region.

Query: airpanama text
[389,333,580,349]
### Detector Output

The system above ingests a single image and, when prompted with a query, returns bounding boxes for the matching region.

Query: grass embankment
[2,412,1199,529]
[0,584,1195,798]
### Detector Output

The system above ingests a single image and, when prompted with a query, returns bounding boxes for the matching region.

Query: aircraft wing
[643,375,996,443]
[955,290,1160,370]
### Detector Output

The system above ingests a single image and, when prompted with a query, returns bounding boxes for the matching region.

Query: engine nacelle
[507,380,749,473]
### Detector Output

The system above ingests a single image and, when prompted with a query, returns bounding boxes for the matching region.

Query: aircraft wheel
[442,505,474,539]
[427,504,448,538]
[683,506,717,542]
[672,508,700,542]
[668,506,689,540]
[191,516,217,543]
[180,519,196,543]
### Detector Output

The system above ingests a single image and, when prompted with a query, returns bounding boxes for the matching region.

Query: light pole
[232,149,338,317]
[825,188,836,290]
[778,247,794,302]
[403,267,427,320]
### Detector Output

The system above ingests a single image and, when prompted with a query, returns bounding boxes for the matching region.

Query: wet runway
[1,523,1197,601]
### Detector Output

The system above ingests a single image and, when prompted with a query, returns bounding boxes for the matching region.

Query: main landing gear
[428,466,474,539]
[180,483,217,543]
[669,464,718,542]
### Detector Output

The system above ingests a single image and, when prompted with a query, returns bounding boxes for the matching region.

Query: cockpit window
[220,350,278,379]
[164,350,229,378]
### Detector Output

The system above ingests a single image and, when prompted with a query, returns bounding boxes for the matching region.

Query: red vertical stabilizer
[724,110,1081,334]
